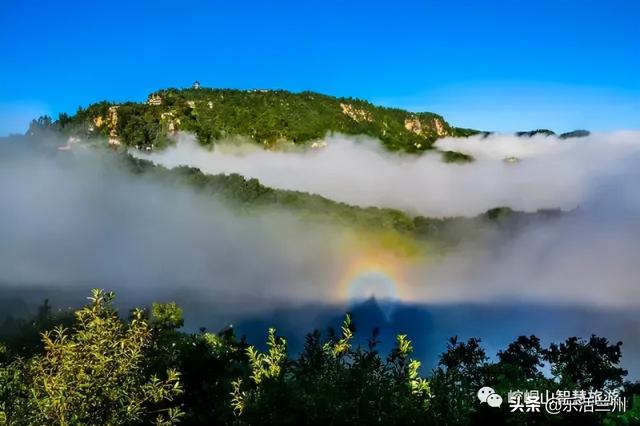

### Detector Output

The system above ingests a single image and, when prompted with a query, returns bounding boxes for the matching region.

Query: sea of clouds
[127,131,640,309]
[2,131,638,310]
[1,131,639,374]
[134,131,640,217]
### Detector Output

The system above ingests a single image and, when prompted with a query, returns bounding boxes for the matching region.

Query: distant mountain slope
[53,87,476,153]
[515,128,591,138]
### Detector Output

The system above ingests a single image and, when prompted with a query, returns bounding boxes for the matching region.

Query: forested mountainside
[40,87,480,152]
[28,86,589,158]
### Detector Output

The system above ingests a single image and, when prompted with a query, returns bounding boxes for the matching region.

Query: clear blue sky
[1,0,638,135]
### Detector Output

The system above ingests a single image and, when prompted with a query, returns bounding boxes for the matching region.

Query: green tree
[27,115,53,135]
[231,315,431,425]
[0,289,183,425]
[544,336,627,390]
[428,337,489,425]
[496,335,545,382]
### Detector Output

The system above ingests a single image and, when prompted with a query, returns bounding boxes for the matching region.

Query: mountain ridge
[28,86,590,158]
[43,87,477,153]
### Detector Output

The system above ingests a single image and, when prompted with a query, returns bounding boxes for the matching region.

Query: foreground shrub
[0,289,183,425]
[231,315,431,425]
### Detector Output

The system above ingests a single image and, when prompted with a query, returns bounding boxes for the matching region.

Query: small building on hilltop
[147,93,163,106]
[192,80,201,90]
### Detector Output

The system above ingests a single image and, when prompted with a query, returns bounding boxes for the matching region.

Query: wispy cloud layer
[135,131,640,217]
[2,131,640,313]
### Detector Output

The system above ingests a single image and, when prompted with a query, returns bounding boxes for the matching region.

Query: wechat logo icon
[478,386,503,408]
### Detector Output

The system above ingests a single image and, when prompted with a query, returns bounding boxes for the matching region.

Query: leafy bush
[230,316,431,425]
[0,290,183,425]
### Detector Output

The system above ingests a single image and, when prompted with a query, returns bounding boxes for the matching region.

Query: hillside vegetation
[33,87,589,161]
[51,87,478,152]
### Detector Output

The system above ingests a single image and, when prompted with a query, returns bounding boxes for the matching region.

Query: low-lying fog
[136,131,640,217]
[130,131,640,308]
[1,131,639,375]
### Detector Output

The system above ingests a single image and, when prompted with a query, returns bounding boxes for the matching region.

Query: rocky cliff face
[107,106,120,146]
[340,103,373,123]
[87,107,120,146]
[405,115,452,138]
[404,116,423,135]
[431,117,449,137]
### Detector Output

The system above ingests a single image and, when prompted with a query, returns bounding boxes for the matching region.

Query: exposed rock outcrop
[107,106,120,146]
[431,117,448,136]
[404,116,423,135]
[161,111,181,134]
[340,103,373,123]
[405,116,450,137]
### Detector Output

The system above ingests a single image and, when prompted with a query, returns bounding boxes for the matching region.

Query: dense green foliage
[1,291,638,425]
[229,317,431,425]
[51,88,459,153]
[0,290,183,425]
[26,88,590,163]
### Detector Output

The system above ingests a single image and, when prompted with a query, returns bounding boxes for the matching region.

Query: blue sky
[1,0,638,135]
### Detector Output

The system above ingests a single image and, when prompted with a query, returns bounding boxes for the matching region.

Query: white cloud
[134,131,640,217]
